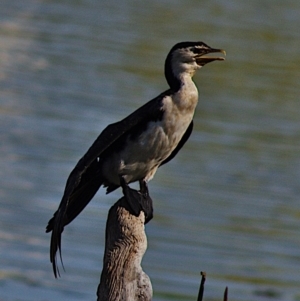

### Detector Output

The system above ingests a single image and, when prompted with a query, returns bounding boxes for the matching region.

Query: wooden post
[97,197,152,301]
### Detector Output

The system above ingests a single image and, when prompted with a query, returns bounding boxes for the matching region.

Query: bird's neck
[165,61,197,92]
[171,73,199,111]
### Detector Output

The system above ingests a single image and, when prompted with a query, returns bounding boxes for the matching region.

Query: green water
[0,0,299,300]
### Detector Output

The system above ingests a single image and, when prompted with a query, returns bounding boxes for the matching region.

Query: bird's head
[165,41,226,90]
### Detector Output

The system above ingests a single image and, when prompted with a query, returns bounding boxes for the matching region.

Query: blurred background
[0,0,299,300]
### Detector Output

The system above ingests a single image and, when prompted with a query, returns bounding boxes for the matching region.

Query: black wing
[58,92,166,204]
[160,120,193,166]
[46,91,168,277]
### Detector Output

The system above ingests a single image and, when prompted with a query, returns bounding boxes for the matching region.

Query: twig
[197,272,229,301]
[197,271,206,301]
[223,287,228,301]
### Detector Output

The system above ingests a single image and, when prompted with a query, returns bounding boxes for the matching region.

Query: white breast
[102,79,199,185]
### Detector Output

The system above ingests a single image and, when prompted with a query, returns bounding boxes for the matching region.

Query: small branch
[197,272,228,301]
[223,287,228,301]
[197,271,206,301]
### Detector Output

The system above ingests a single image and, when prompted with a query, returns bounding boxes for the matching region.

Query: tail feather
[46,172,103,277]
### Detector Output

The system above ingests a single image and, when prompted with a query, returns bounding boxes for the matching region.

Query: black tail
[46,164,104,277]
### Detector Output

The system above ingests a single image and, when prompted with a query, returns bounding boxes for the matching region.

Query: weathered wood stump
[96,198,228,301]
[97,197,152,301]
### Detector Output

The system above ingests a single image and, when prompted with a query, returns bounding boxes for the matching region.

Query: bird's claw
[119,176,153,223]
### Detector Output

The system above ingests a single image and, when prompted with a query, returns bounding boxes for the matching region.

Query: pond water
[0,0,300,300]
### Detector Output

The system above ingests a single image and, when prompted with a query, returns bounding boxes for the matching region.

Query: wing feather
[60,92,166,203]
[46,91,167,277]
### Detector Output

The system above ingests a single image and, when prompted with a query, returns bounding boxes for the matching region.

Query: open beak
[196,48,226,66]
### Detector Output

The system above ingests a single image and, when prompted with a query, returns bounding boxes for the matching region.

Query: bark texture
[97,197,152,301]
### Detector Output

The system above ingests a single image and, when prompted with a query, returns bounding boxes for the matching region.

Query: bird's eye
[191,47,203,54]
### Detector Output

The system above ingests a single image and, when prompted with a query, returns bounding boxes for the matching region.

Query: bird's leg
[119,176,153,223]
[119,175,143,217]
[139,180,153,224]
[139,180,149,196]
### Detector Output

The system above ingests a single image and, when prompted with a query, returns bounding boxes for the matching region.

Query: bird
[46,41,225,277]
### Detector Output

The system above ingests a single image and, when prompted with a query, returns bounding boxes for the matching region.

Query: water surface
[0,0,300,300]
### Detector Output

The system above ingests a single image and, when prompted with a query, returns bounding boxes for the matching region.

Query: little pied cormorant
[46,41,225,277]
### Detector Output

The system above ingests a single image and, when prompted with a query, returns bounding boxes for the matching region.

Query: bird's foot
[119,176,153,224]
[138,193,153,224]
[139,180,153,223]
